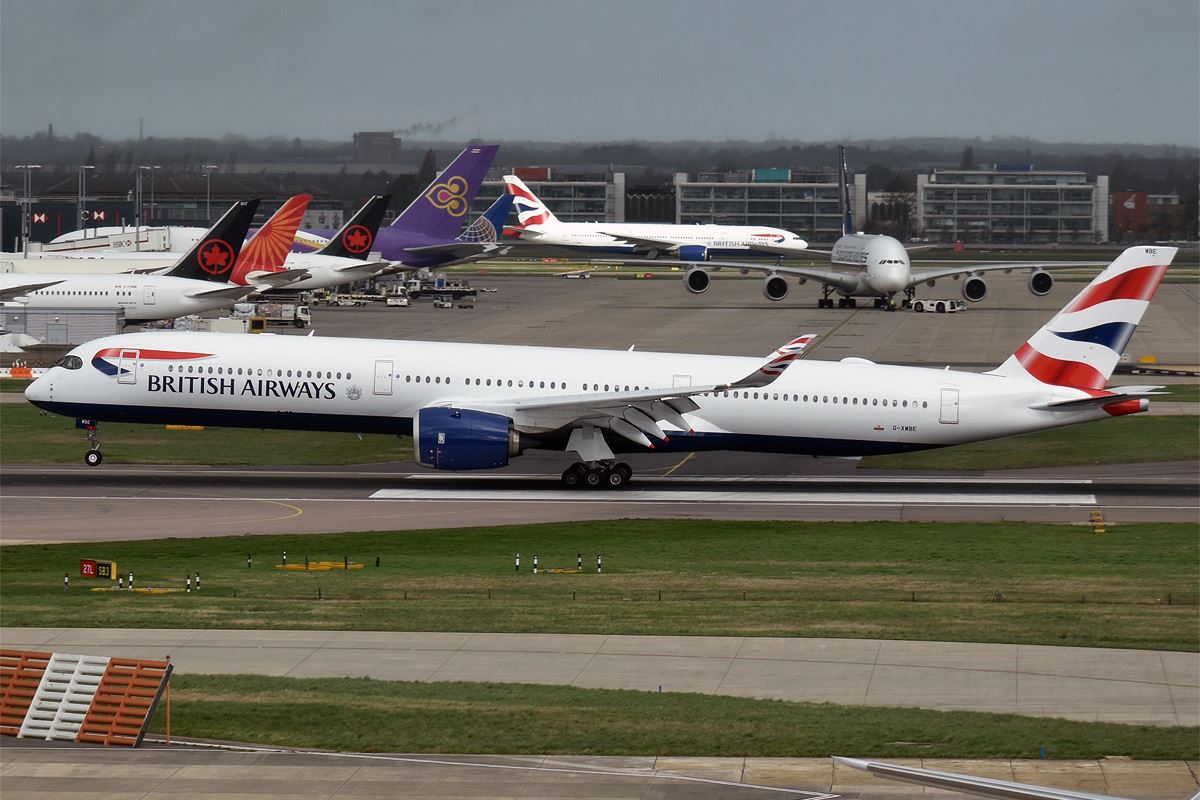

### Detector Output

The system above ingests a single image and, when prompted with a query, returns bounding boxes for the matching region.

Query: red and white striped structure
[0,649,171,746]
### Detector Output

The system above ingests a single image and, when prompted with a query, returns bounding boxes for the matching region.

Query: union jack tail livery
[989,246,1176,391]
[503,175,560,229]
[231,194,311,284]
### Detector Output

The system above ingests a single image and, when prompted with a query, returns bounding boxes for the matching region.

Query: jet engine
[414,407,522,470]
[762,274,789,301]
[1028,269,1054,296]
[684,267,710,294]
[677,245,710,261]
[962,275,988,303]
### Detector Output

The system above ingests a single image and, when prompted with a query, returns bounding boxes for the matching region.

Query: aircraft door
[117,349,139,385]
[939,388,959,424]
[144,285,157,305]
[373,359,393,396]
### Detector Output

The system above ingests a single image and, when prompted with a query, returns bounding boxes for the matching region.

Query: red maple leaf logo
[343,225,372,254]
[197,240,234,274]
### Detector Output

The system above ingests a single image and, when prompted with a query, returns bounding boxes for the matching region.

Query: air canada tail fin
[988,245,1177,391]
[456,193,514,243]
[504,175,561,228]
[389,144,499,239]
[317,194,391,259]
[230,194,311,284]
[837,145,853,236]
[165,200,260,283]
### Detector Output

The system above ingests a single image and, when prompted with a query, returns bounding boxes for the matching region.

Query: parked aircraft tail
[389,144,499,239]
[164,200,260,283]
[457,193,515,243]
[316,194,391,259]
[988,245,1177,391]
[504,175,561,228]
[231,194,311,284]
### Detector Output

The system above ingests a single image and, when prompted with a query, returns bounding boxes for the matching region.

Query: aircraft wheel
[85,449,103,467]
[561,464,585,489]
[606,463,632,489]
[583,468,605,489]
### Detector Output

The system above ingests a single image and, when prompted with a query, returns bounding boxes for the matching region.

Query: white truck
[911,299,966,313]
[232,302,311,328]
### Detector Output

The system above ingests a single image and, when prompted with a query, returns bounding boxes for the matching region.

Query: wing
[432,346,802,450]
[747,243,828,256]
[678,258,864,295]
[909,260,1106,286]
[244,268,311,287]
[0,280,65,301]
[835,757,1126,800]
[594,231,685,251]
[185,284,256,301]
[331,259,389,275]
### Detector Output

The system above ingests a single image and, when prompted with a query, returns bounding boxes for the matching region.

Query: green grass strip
[148,674,1199,759]
[4,521,1195,651]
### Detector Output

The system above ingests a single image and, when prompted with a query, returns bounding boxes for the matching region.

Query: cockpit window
[54,355,83,370]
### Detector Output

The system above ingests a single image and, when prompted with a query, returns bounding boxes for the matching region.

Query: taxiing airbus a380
[27,246,1174,483]
[682,146,1105,309]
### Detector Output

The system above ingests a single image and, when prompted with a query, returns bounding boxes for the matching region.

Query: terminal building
[916,166,1109,244]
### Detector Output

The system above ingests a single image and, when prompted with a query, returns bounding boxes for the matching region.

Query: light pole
[15,164,41,257]
[136,165,161,250]
[77,165,96,238]
[202,165,220,223]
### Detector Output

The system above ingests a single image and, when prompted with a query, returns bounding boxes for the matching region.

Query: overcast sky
[2,0,1197,145]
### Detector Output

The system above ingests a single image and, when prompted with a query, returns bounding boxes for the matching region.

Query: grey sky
[2,0,1197,145]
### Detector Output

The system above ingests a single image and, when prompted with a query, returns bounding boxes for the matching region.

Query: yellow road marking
[662,452,695,477]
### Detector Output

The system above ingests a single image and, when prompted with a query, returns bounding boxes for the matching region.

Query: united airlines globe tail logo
[424,176,469,217]
[197,239,236,275]
[342,225,373,254]
[458,216,497,243]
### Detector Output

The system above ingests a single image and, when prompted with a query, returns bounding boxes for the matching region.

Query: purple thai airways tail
[390,144,499,240]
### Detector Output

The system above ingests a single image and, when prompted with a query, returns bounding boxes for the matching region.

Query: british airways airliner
[26,247,1175,485]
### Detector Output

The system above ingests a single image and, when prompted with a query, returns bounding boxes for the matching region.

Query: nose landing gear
[82,424,103,466]
[561,461,632,489]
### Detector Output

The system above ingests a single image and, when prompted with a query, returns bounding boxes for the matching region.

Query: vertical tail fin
[230,194,311,284]
[837,145,853,236]
[456,193,514,243]
[503,175,560,228]
[389,144,499,239]
[165,200,260,283]
[317,194,391,258]
[988,246,1177,390]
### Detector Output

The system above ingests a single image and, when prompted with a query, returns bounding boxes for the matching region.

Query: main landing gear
[83,424,103,466]
[817,286,858,309]
[561,461,633,490]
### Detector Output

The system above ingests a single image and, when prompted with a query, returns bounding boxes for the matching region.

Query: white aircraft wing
[403,243,513,262]
[908,260,1106,287]
[746,243,823,256]
[123,265,173,275]
[835,757,1131,800]
[594,231,684,250]
[246,268,312,286]
[0,280,65,301]
[332,259,389,275]
[434,341,806,449]
[185,284,257,301]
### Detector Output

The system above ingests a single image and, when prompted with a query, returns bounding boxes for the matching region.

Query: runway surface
[2,744,1196,800]
[5,628,1197,728]
[2,457,1197,542]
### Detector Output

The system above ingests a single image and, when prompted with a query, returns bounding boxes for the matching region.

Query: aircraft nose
[24,374,51,407]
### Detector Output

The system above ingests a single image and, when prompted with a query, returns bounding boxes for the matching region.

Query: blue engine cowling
[677,244,709,261]
[415,407,520,470]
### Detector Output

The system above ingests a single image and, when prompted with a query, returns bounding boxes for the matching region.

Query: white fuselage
[828,233,912,297]
[518,223,809,259]
[26,331,1117,460]
[0,274,246,322]
[2,251,377,292]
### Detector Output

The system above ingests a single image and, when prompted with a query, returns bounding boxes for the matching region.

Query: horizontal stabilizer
[1,280,65,301]
[186,284,255,301]
[1031,386,1166,410]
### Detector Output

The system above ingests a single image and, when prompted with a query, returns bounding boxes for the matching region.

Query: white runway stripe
[370,488,1099,505]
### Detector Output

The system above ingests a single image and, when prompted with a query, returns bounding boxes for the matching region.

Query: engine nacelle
[677,244,710,262]
[762,274,789,301]
[415,407,521,471]
[962,275,988,303]
[684,267,710,294]
[1028,269,1054,296]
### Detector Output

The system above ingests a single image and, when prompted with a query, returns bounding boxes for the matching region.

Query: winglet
[733,338,809,388]
[764,333,817,359]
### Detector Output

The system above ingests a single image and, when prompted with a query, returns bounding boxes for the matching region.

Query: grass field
[0,403,410,465]
[3,521,1195,651]
[147,674,1198,759]
[861,415,1198,470]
